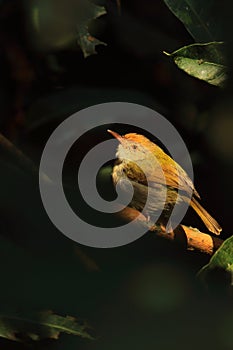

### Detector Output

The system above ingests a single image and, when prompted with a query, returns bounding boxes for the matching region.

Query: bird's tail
[190,197,222,235]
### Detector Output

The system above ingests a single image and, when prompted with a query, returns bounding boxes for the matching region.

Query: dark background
[0,0,232,349]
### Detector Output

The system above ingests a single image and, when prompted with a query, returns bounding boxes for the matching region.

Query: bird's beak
[107,130,124,144]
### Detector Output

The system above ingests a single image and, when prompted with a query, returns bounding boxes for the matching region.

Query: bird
[108,129,222,235]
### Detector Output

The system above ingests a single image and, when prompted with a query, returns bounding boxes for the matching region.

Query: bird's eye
[132,145,137,150]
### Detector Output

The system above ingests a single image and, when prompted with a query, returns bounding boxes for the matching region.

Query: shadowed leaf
[24,0,106,57]
[163,0,227,42]
[0,311,93,342]
[77,1,106,57]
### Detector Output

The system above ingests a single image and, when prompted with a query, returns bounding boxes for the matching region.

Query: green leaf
[77,1,107,58]
[164,42,227,87]
[163,0,227,42]
[198,235,233,283]
[0,311,93,342]
[24,0,106,56]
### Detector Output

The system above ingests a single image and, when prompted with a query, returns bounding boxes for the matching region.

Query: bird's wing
[149,161,200,198]
[125,158,200,199]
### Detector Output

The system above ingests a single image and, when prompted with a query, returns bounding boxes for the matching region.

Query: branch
[150,223,223,255]
[116,206,223,255]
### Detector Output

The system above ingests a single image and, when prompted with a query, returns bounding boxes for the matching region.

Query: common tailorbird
[108,130,222,235]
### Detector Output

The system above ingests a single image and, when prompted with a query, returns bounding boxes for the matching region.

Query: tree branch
[117,206,223,255]
[151,223,223,255]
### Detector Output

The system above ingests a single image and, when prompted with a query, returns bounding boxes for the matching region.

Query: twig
[0,132,51,183]
[117,206,224,255]
[74,247,100,272]
[116,0,121,15]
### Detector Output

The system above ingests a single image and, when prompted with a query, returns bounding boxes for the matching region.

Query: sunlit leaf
[164,42,227,87]
[198,235,233,285]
